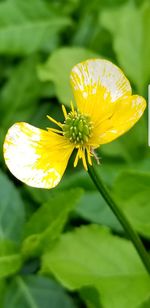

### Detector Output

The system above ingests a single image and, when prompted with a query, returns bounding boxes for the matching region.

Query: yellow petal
[93,95,146,145]
[70,59,131,125]
[3,122,74,189]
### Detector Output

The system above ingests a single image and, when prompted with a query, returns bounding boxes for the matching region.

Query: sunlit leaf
[76,191,122,231]
[113,171,150,238]
[101,1,150,94]
[22,189,83,257]
[0,279,6,308]
[80,286,103,308]
[0,240,22,279]
[0,0,71,54]
[42,225,150,308]
[38,47,99,106]
[0,57,43,128]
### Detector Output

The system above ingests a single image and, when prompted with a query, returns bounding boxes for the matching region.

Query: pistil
[63,111,93,145]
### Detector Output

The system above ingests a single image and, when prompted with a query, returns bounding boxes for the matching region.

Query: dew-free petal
[70,59,131,125]
[4,122,73,188]
[94,95,146,144]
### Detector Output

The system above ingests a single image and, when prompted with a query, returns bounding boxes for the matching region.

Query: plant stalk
[88,164,150,275]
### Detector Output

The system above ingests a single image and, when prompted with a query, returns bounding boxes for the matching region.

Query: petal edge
[4,122,73,189]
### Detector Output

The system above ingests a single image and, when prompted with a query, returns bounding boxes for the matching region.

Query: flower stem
[88,164,150,275]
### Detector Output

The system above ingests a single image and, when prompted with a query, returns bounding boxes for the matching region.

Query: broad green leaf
[42,225,150,308]
[38,47,99,106]
[100,1,150,93]
[0,56,48,163]
[100,117,147,163]
[71,0,120,57]
[4,275,76,308]
[113,171,150,238]
[80,286,103,308]
[26,169,126,234]
[138,297,150,308]
[25,186,54,205]
[25,170,95,204]
[0,279,6,308]
[48,0,79,16]
[22,189,83,257]
[100,138,131,162]
[0,0,71,55]
[96,276,150,308]
[76,191,122,231]
[0,57,43,128]
[0,240,22,279]
[0,170,25,242]
[136,156,150,173]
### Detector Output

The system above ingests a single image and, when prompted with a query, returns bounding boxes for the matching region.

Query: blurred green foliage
[0,0,150,307]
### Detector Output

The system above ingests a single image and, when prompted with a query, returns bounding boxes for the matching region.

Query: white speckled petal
[92,95,146,144]
[3,122,73,189]
[70,59,132,124]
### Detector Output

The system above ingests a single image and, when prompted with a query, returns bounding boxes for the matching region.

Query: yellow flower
[3,59,146,189]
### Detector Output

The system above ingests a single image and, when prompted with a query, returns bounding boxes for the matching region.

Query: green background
[0,0,150,307]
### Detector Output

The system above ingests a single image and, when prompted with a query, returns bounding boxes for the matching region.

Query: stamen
[74,149,80,167]
[47,115,63,128]
[87,148,93,165]
[47,128,63,134]
[91,148,100,165]
[62,106,94,170]
[62,105,68,119]
[81,148,88,170]
[70,101,75,114]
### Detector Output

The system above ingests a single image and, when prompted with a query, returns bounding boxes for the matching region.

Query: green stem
[88,164,150,275]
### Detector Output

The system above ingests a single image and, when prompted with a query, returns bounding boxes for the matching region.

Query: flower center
[63,111,93,145]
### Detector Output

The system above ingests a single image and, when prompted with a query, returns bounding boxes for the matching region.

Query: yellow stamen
[62,105,68,119]
[47,115,62,128]
[70,101,75,114]
[81,148,88,171]
[74,149,80,167]
[87,148,92,165]
[47,127,63,134]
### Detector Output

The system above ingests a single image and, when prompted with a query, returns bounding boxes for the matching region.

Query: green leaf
[4,275,76,308]
[113,171,150,238]
[0,240,22,279]
[100,138,131,162]
[0,279,6,308]
[22,189,83,257]
[0,0,71,55]
[138,297,150,308]
[80,286,103,308]
[0,0,71,54]
[26,170,94,204]
[76,191,122,231]
[0,56,47,163]
[0,170,25,242]
[58,170,96,191]
[38,47,99,106]
[71,0,117,57]
[42,225,150,308]
[100,117,147,163]
[100,1,150,93]
[48,0,79,16]
[0,57,43,128]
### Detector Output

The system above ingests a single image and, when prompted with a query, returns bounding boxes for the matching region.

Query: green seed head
[63,112,93,145]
